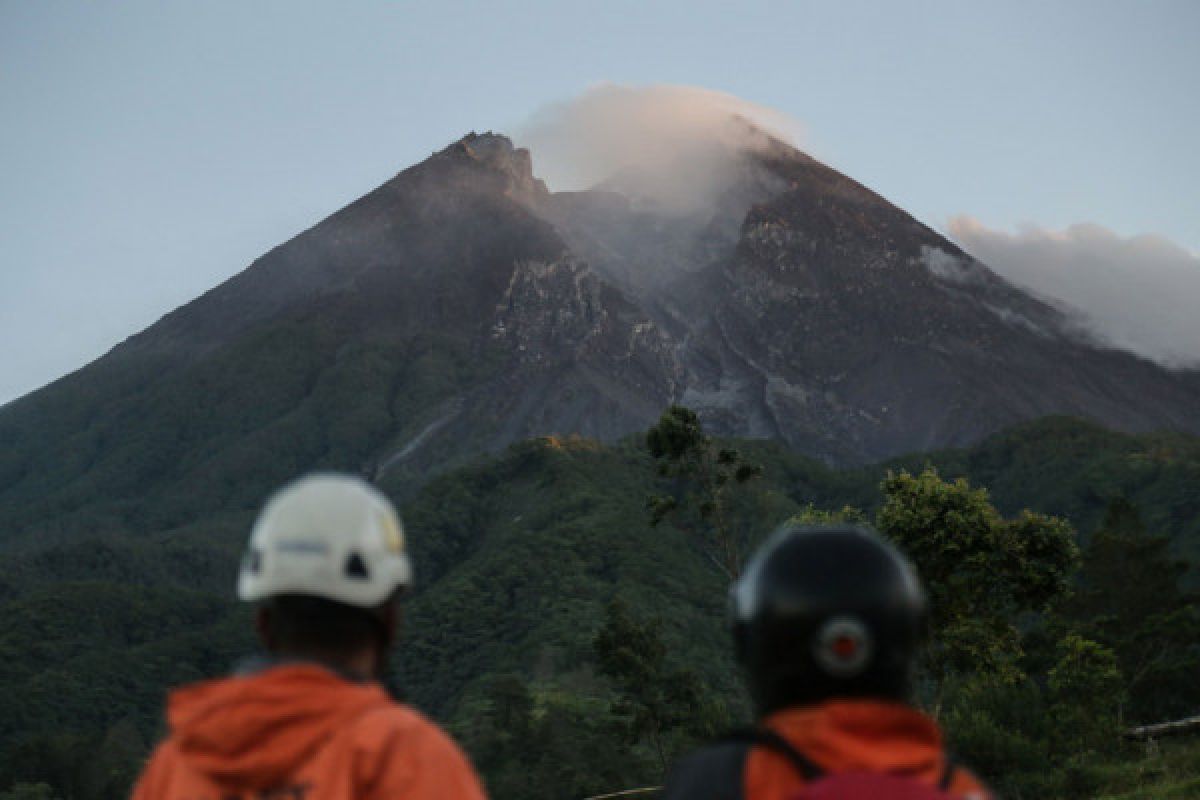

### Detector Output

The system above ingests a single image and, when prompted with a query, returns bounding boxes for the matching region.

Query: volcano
[1,127,1197,542]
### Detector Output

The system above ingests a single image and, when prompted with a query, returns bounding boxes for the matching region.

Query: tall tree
[593,599,722,774]
[645,406,762,579]
[1062,497,1200,722]
[467,674,650,800]
[876,468,1078,688]
[1046,634,1125,754]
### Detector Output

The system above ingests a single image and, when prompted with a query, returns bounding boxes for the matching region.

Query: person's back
[132,662,483,800]
[132,473,486,800]
[663,524,991,800]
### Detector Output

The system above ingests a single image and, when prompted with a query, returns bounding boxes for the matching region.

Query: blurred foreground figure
[663,524,991,800]
[132,473,486,800]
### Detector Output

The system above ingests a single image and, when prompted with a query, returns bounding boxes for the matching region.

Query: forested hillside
[1,416,1199,799]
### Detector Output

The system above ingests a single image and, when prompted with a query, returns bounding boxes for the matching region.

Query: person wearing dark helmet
[663,523,992,800]
[132,473,487,800]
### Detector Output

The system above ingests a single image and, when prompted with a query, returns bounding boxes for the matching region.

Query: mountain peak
[723,114,806,160]
[443,131,549,204]
[5,118,1198,534]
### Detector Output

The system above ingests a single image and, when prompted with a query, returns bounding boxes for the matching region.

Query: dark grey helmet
[731,523,928,715]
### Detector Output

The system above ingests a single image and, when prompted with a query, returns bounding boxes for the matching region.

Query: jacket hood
[167,663,392,790]
[764,699,944,774]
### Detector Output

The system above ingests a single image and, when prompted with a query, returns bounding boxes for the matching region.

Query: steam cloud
[516,83,805,213]
[950,216,1200,369]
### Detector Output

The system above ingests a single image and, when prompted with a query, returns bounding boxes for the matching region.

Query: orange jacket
[745,700,991,799]
[131,663,486,800]
[664,699,991,800]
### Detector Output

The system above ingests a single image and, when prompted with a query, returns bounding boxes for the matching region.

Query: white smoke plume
[950,216,1200,369]
[515,83,805,213]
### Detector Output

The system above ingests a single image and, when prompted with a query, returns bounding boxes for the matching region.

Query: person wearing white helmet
[132,473,487,800]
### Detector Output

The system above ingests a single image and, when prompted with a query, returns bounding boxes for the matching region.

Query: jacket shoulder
[946,763,993,800]
[130,738,185,800]
[348,703,485,800]
[662,740,751,800]
[350,703,460,753]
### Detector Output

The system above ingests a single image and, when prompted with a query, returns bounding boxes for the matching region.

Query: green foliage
[1093,735,1200,798]
[1060,497,1200,723]
[0,719,143,800]
[941,676,1052,781]
[1048,638,1119,706]
[464,676,647,800]
[0,321,501,550]
[1047,634,1125,753]
[878,417,1200,567]
[2,416,1200,799]
[646,406,763,578]
[0,784,59,800]
[395,436,746,727]
[786,503,866,526]
[593,600,724,773]
[877,467,1078,683]
[929,494,1194,799]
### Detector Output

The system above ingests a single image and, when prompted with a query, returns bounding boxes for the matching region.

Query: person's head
[731,523,927,716]
[237,473,413,679]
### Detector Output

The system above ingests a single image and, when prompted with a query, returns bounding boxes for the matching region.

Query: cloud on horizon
[950,216,1200,369]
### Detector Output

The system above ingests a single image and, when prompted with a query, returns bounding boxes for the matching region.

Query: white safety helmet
[238,473,413,608]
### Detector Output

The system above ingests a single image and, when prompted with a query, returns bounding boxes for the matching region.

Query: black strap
[938,754,959,791]
[721,727,824,782]
[661,742,750,800]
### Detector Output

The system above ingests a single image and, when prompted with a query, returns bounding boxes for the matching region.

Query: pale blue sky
[2,0,1197,403]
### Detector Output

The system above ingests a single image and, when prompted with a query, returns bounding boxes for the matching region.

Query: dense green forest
[1,415,1199,799]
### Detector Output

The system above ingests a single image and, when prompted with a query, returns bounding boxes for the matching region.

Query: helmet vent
[345,552,370,580]
[814,616,873,678]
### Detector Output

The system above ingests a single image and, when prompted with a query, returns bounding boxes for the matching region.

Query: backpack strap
[937,753,958,792]
[661,741,751,800]
[721,727,824,782]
